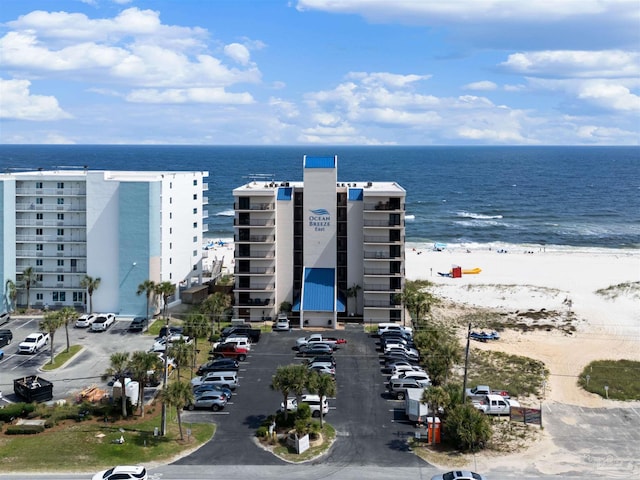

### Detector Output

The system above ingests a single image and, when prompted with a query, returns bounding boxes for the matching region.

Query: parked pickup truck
[14,375,54,402]
[296,333,347,349]
[473,394,520,415]
[220,325,261,343]
[210,343,248,361]
[465,385,509,400]
[18,332,50,354]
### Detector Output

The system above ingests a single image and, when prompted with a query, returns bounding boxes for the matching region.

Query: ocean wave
[216,209,235,217]
[456,211,503,220]
[406,214,415,221]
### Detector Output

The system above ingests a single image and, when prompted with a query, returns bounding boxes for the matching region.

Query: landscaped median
[0,402,214,472]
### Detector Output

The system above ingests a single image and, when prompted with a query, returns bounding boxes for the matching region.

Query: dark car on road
[128,317,147,333]
[297,343,333,357]
[196,358,240,375]
[0,329,12,348]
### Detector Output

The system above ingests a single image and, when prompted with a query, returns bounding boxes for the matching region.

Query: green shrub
[444,403,492,452]
[295,403,311,420]
[5,424,45,435]
[256,426,268,438]
[0,403,36,422]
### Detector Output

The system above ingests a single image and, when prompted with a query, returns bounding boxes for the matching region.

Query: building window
[169,197,172,204]
[36,244,43,251]
[193,222,197,228]
[57,228,64,236]
[169,273,172,280]
[193,179,197,186]
[193,236,197,242]
[57,275,64,282]
[36,259,43,266]
[169,228,172,234]
[193,264,197,271]
[169,242,172,249]
[36,197,43,204]
[169,212,172,219]
[193,250,197,257]
[57,213,64,220]
[36,228,43,235]
[73,292,84,303]
[170,182,172,189]
[57,198,64,205]
[36,182,43,189]
[52,291,66,302]
[193,194,197,200]
[36,213,43,220]
[57,259,64,266]
[169,258,172,264]
[36,293,43,301]
[57,244,64,251]
[57,182,64,189]
[193,208,197,214]
[36,274,43,282]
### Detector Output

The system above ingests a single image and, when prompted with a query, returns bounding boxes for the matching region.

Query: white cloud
[502,50,640,78]
[224,43,251,65]
[1,8,263,95]
[463,81,497,91]
[125,87,254,104]
[0,78,72,121]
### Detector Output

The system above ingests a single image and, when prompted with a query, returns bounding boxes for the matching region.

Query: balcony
[16,187,86,196]
[16,234,87,243]
[363,219,402,227]
[363,268,402,276]
[234,219,275,227]
[363,283,401,292]
[235,235,275,243]
[16,250,87,259]
[16,203,86,212]
[363,202,404,212]
[234,283,275,291]
[16,219,87,227]
[235,249,276,259]
[364,300,402,308]
[363,235,403,244]
[235,202,275,211]
[234,267,275,275]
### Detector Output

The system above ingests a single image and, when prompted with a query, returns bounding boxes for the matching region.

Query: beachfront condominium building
[233,155,406,328]
[0,169,208,317]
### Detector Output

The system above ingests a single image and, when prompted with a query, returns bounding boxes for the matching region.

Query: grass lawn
[41,345,83,371]
[0,406,214,472]
[578,359,640,400]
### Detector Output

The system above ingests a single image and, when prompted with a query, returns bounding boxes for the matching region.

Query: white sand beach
[405,243,640,407]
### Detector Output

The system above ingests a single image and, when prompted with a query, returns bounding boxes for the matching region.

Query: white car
[92,465,147,480]
[91,314,116,332]
[273,315,290,331]
[280,394,329,418]
[308,363,335,376]
[390,370,431,383]
[152,334,191,352]
[75,314,96,328]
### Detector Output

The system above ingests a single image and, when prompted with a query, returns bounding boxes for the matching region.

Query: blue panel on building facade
[304,156,335,169]
[302,267,335,311]
[277,187,292,201]
[348,188,363,201]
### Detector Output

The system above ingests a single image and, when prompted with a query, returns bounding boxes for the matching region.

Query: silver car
[431,471,486,480]
[186,391,228,412]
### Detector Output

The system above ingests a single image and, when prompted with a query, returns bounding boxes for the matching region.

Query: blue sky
[1,0,638,145]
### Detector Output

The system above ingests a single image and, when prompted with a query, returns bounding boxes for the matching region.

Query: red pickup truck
[211,343,248,361]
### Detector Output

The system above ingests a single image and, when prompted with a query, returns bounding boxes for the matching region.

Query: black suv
[158,325,183,339]
[128,317,147,332]
[0,329,12,348]
[196,358,240,376]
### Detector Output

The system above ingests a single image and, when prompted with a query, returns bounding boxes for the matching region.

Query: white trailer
[405,387,430,423]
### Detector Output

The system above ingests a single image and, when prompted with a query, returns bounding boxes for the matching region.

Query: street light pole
[160,316,169,436]
[461,323,471,402]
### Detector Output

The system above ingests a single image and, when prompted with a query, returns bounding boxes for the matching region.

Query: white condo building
[233,155,406,328]
[0,169,208,317]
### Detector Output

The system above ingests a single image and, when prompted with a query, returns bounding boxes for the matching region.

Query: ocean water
[1,145,638,249]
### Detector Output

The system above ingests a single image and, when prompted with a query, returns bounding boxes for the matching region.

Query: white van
[191,371,239,390]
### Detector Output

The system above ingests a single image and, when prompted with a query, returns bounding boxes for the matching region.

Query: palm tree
[168,339,194,380]
[160,380,194,440]
[58,306,77,352]
[129,351,162,417]
[183,314,211,372]
[40,311,63,365]
[289,364,310,405]
[80,275,101,314]
[155,281,176,319]
[5,279,17,312]
[20,267,37,310]
[421,386,450,445]
[200,291,231,334]
[347,283,362,316]
[444,403,492,452]
[308,371,337,427]
[136,280,157,326]
[271,365,296,421]
[104,352,131,417]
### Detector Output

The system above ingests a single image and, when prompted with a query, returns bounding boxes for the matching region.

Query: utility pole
[160,315,169,436]
[461,322,471,403]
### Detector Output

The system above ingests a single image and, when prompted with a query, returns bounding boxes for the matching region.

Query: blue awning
[348,188,363,201]
[277,187,292,200]
[304,156,335,169]
[302,268,335,312]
